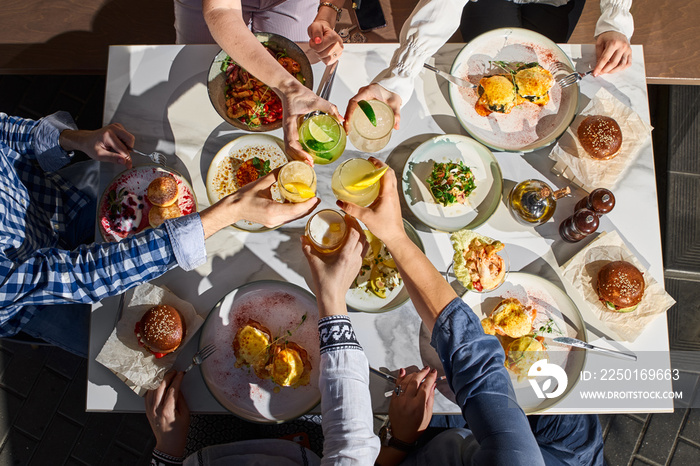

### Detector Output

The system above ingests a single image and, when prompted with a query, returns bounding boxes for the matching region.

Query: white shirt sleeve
[596,0,634,39]
[318,315,380,466]
[372,0,469,106]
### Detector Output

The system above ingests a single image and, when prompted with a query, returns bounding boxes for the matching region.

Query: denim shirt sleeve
[32,111,77,172]
[163,213,207,271]
[430,298,544,465]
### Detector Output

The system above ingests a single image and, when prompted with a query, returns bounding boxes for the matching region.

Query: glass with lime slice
[331,158,384,207]
[299,113,346,164]
[278,161,317,203]
[349,100,394,153]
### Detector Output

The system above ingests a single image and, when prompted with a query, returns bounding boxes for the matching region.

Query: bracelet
[318,2,343,23]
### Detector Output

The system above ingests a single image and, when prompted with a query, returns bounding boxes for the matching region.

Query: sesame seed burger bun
[147,176,179,207]
[577,115,622,160]
[596,261,645,312]
[139,305,186,354]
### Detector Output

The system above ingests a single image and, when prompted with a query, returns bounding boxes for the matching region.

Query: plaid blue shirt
[0,112,206,336]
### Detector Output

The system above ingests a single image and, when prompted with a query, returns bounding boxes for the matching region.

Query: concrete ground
[0,76,699,466]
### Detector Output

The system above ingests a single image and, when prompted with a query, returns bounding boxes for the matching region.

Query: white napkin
[95,283,204,396]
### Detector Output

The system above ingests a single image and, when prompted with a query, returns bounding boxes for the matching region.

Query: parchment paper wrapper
[549,88,652,191]
[95,283,204,396]
[560,231,675,341]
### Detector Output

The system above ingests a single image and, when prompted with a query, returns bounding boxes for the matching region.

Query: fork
[556,70,593,88]
[184,344,217,373]
[132,149,167,166]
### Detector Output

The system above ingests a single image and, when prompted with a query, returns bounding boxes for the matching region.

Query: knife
[423,63,475,89]
[553,337,637,361]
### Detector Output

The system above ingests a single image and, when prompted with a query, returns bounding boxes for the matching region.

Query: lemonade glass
[278,161,317,203]
[331,158,381,207]
[305,209,348,253]
[349,100,394,152]
[299,113,346,164]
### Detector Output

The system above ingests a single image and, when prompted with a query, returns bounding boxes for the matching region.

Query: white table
[88,43,672,414]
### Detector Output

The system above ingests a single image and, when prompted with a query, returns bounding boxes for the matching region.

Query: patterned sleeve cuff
[164,212,207,271]
[151,449,184,465]
[318,315,362,354]
[32,111,77,172]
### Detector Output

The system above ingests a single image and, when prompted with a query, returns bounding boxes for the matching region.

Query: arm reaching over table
[593,0,634,76]
[203,0,343,165]
[302,215,380,465]
[339,158,544,464]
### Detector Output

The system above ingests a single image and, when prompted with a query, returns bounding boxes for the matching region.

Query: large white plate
[462,272,587,413]
[448,28,579,152]
[199,281,320,423]
[98,165,197,242]
[346,220,424,313]
[205,134,289,232]
[401,134,502,232]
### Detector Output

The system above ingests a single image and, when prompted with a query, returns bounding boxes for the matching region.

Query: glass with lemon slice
[278,161,317,203]
[299,114,346,164]
[349,100,394,152]
[331,158,387,207]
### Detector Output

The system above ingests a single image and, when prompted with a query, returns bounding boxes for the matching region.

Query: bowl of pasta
[207,32,314,132]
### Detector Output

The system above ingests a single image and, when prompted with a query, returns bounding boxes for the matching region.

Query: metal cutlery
[553,336,637,361]
[423,63,476,89]
[556,70,593,88]
[184,344,218,373]
[370,367,447,397]
[132,148,167,166]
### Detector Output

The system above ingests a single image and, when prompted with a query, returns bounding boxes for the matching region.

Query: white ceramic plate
[346,220,424,313]
[199,281,320,423]
[98,165,197,242]
[401,134,503,232]
[462,272,587,413]
[205,134,289,232]
[448,28,579,152]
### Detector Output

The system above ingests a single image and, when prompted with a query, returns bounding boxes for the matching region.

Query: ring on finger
[393,385,405,397]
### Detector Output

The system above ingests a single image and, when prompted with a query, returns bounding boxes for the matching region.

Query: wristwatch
[379,422,418,453]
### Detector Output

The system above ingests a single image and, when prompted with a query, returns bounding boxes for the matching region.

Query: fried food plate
[199,281,320,423]
[401,134,503,232]
[448,28,578,152]
[98,165,197,242]
[346,220,424,313]
[205,134,289,232]
[462,272,587,413]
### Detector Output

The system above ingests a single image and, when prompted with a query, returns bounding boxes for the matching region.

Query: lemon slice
[347,166,388,191]
[357,100,377,127]
[284,182,315,198]
[308,118,333,143]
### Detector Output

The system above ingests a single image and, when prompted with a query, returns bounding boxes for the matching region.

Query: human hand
[210,168,320,232]
[344,84,402,135]
[593,31,632,76]
[145,371,190,458]
[279,83,343,165]
[336,157,405,245]
[59,123,135,168]
[301,214,368,313]
[308,19,344,65]
[389,367,437,444]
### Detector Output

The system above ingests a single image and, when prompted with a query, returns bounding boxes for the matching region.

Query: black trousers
[460,0,587,43]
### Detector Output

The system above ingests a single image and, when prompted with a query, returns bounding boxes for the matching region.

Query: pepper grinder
[575,188,616,217]
[559,208,599,242]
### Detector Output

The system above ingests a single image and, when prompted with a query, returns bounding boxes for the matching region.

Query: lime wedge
[284,182,315,198]
[358,100,377,127]
[347,166,388,191]
[308,118,333,143]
